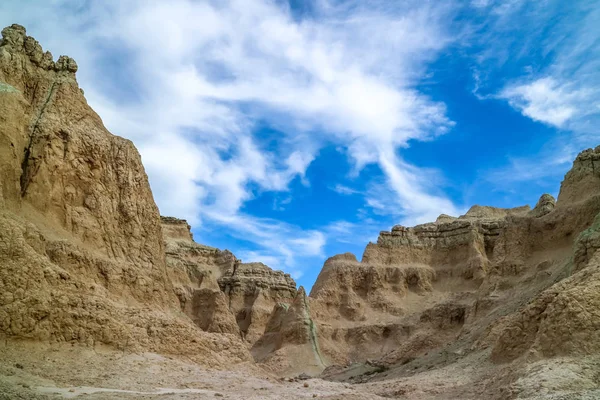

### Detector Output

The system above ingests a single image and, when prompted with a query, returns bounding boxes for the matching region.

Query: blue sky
[2,0,599,289]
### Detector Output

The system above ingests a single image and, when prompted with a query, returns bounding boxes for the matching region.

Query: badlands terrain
[1,24,600,399]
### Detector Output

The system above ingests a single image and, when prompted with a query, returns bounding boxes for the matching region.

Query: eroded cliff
[0,24,250,367]
[306,146,600,398]
[161,216,298,345]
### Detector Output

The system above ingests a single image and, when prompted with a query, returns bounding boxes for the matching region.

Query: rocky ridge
[304,146,600,397]
[160,216,298,343]
[0,24,250,367]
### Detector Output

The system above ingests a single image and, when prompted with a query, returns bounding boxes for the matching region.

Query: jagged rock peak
[0,24,26,46]
[296,285,307,299]
[529,193,556,218]
[1,24,77,73]
[558,146,600,206]
[323,252,359,266]
[574,145,600,161]
[460,204,530,220]
[161,215,194,241]
[436,213,457,223]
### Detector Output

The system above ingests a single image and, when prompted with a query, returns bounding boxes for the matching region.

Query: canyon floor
[2,339,600,399]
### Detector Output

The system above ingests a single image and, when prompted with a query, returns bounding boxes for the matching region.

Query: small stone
[304,382,309,388]
[214,393,224,397]
[15,363,24,369]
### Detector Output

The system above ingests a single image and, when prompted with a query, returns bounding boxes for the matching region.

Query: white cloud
[0,0,460,274]
[353,149,464,225]
[324,220,375,245]
[331,184,360,196]
[470,0,600,193]
[471,0,599,134]
[499,77,588,128]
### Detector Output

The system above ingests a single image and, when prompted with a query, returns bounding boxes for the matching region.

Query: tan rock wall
[558,146,600,205]
[0,24,252,367]
[0,24,165,269]
[160,217,298,343]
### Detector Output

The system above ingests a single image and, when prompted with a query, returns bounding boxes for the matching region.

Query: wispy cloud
[470,0,600,189]
[487,1,598,135]
[484,140,579,186]
[330,184,361,196]
[498,77,591,128]
[200,211,326,279]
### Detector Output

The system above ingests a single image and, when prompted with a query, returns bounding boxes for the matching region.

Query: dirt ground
[0,339,382,400]
[2,338,599,400]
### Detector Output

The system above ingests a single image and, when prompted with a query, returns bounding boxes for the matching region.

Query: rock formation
[528,193,556,218]
[219,261,297,342]
[557,146,600,204]
[161,216,298,344]
[0,24,250,367]
[0,21,306,373]
[305,142,600,395]
[251,287,326,376]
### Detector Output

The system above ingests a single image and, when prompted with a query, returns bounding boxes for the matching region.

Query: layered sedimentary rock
[219,262,297,342]
[160,216,298,344]
[162,218,240,335]
[0,24,250,367]
[251,287,326,376]
[557,146,600,204]
[488,164,600,363]
[308,152,600,372]
[308,217,486,365]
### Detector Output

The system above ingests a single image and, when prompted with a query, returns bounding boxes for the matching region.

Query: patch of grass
[0,82,19,93]
[372,364,388,373]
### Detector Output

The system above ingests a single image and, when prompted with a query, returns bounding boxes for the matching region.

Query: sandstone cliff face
[0,24,251,367]
[160,216,298,345]
[161,217,240,336]
[557,146,600,205]
[490,201,600,363]
[308,149,600,372]
[219,261,297,343]
[0,24,164,269]
[251,287,326,376]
